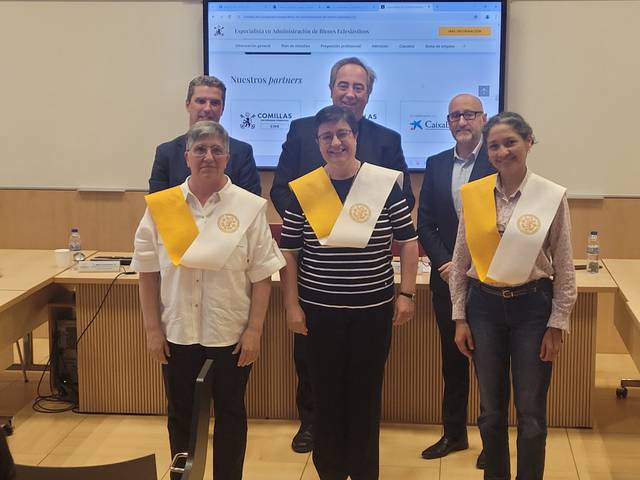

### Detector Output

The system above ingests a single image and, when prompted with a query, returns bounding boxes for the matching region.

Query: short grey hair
[185,121,230,152]
[329,57,376,94]
[186,75,226,104]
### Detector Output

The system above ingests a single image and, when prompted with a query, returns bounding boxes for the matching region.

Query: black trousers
[432,290,470,440]
[294,332,314,426]
[304,302,393,480]
[163,342,252,480]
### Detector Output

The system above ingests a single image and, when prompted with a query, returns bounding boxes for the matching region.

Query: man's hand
[438,261,453,284]
[233,328,262,367]
[392,295,414,326]
[454,320,475,359]
[146,329,170,364]
[540,327,563,362]
[286,303,308,335]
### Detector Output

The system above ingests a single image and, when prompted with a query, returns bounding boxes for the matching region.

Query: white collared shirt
[131,178,285,347]
[451,138,484,217]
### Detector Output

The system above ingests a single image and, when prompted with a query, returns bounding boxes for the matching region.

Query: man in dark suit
[417,93,495,468]
[270,57,414,217]
[270,57,414,454]
[149,75,261,195]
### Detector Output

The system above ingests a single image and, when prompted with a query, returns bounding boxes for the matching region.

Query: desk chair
[14,453,156,480]
[169,358,214,480]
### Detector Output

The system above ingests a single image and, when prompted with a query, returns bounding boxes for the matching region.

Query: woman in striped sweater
[280,105,419,480]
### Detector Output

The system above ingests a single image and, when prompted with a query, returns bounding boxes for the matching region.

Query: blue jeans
[467,280,553,480]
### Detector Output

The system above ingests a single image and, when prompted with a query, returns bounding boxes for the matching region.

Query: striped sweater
[280,178,417,309]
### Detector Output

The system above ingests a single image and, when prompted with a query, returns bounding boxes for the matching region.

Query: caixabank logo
[408,114,449,133]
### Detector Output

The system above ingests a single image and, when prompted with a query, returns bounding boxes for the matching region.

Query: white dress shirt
[451,138,484,217]
[131,179,285,347]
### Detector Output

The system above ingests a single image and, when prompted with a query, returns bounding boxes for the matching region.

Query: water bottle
[586,231,599,274]
[68,228,82,252]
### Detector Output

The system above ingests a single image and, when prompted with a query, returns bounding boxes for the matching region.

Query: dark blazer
[270,115,415,218]
[417,145,495,294]
[148,134,261,195]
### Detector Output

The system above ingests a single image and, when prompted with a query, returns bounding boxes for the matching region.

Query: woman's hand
[392,295,414,326]
[540,327,563,362]
[146,328,170,364]
[454,320,475,359]
[233,327,262,367]
[286,303,308,335]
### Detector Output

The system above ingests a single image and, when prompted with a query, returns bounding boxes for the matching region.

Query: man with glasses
[148,75,261,195]
[134,121,284,480]
[270,57,414,454]
[417,93,495,468]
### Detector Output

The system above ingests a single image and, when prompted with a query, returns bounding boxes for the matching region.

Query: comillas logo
[257,112,293,120]
[240,113,256,129]
[365,113,377,120]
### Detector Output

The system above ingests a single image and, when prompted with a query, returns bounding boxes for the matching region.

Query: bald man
[417,94,495,467]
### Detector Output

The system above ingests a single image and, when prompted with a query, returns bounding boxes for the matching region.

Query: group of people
[133,57,577,480]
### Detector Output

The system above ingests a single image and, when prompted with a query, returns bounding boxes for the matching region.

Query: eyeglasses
[447,110,484,122]
[190,145,227,158]
[317,129,353,145]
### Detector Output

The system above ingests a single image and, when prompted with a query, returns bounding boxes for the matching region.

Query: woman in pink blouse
[450,112,577,480]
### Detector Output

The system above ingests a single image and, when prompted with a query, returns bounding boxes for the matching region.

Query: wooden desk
[0,290,26,367]
[55,256,616,427]
[603,259,640,304]
[603,259,640,371]
[0,249,96,369]
[0,249,69,291]
[0,290,27,312]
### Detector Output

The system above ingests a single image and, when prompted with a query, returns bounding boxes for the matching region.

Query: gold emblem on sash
[349,203,371,223]
[217,214,240,233]
[517,214,541,235]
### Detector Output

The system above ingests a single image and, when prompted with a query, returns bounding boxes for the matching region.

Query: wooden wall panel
[75,282,598,427]
[1,177,639,258]
[0,190,146,252]
[245,290,297,420]
[76,283,165,414]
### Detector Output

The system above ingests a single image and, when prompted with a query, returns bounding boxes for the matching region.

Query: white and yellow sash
[460,173,565,285]
[289,163,402,248]
[145,184,265,270]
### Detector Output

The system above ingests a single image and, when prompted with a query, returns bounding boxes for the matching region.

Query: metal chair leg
[14,341,28,383]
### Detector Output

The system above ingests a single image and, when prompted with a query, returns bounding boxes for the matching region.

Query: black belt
[472,278,551,299]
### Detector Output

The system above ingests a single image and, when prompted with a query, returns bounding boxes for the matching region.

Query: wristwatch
[399,291,415,301]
